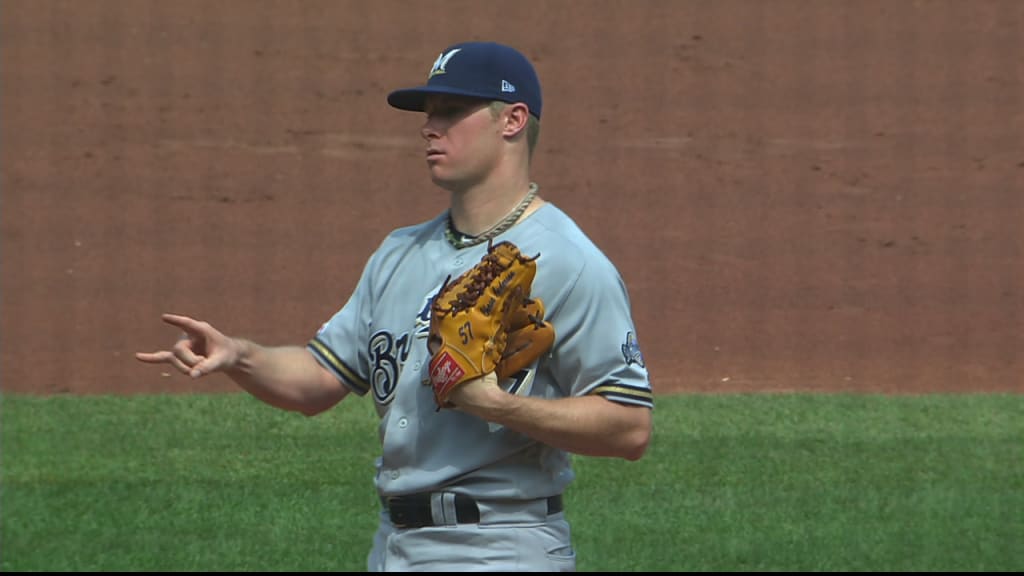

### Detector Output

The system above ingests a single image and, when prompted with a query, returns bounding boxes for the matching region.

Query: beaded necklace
[444,183,539,249]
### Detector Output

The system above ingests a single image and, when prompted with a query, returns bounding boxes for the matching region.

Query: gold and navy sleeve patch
[307,337,369,395]
[588,382,654,409]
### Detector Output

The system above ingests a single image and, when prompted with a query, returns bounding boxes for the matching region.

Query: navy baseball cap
[388,41,543,119]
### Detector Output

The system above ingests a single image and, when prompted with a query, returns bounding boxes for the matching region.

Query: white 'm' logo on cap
[429,48,462,78]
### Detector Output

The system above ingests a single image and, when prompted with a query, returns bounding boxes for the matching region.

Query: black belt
[382,493,563,529]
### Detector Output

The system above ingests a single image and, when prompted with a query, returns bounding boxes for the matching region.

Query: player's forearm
[228,340,349,416]
[470,393,651,460]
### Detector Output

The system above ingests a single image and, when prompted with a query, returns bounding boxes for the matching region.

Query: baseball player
[137,41,653,572]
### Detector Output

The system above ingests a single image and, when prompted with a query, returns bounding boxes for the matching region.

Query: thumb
[187,356,208,379]
[188,348,233,378]
[189,355,218,379]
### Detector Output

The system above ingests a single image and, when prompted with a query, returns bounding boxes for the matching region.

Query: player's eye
[427,105,463,119]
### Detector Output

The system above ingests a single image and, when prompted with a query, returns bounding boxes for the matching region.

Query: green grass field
[2,393,1021,572]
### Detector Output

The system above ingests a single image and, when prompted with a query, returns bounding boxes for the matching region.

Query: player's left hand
[426,240,550,409]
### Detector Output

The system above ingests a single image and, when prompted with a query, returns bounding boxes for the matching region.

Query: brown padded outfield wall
[2,0,1021,395]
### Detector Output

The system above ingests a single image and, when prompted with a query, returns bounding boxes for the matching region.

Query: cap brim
[387,85,510,112]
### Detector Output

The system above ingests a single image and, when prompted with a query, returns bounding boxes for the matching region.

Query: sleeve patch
[621,331,645,368]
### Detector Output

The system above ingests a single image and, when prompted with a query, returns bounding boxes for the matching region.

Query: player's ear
[501,103,530,139]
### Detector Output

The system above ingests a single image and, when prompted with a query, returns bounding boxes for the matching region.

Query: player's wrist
[451,373,505,412]
[226,338,257,373]
[470,376,527,422]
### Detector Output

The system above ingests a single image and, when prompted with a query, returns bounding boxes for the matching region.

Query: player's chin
[427,167,460,189]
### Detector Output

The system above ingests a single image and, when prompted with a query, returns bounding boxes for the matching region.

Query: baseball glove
[427,240,555,409]
[497,296,555,379]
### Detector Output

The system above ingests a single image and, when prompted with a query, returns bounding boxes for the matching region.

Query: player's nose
[421,118,442,141]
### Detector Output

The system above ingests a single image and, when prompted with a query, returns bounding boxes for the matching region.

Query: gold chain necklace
[445,183,539,250]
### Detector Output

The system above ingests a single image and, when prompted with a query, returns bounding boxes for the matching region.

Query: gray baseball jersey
[307,202,653,500]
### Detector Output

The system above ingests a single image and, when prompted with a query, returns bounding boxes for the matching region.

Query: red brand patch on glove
[430,351,465,392]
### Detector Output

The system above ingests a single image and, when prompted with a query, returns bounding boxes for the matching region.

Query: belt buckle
[386,496,412,530]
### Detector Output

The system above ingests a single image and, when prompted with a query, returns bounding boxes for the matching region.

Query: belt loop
[431,492,458,527]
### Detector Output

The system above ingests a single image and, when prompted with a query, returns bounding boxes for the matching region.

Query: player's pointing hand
[136,314,239,378]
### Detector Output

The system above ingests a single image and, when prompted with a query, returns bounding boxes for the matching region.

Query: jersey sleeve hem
[307,337,370,396]
[586,382,654,409]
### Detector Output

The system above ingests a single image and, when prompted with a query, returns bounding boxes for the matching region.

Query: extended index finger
[135,350,173,363]
[135,350,194,376]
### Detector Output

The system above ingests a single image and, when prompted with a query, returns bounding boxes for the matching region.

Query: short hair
[489,101,540,161]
